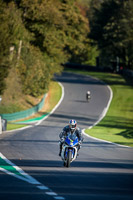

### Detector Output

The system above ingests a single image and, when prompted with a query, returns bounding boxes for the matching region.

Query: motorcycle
[86,91,91,102]
[61,133,80,168]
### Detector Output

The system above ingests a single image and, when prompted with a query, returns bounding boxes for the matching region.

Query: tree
[89,0,133,69]
[0,0,97,98]
[0,0,11,94]
[19,45,50,97]
[0,0,28,95]
[60,0,91,64]
[20,0,93,65]
[19,0,68,72]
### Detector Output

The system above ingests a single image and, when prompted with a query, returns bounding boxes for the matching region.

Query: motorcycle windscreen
[65,135,79,146]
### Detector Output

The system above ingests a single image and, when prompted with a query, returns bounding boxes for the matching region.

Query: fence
[0,94,47,121]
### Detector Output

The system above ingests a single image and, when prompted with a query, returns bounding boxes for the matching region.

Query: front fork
[64,147,77,161]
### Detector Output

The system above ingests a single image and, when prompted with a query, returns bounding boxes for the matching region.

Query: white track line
[0,152,65,199]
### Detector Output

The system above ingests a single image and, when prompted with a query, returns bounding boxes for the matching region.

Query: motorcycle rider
[59,119,83,156]
[86,90,91,101]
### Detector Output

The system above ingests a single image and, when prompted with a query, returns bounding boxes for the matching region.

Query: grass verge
[65,68,133,147]
[6,81,62,131]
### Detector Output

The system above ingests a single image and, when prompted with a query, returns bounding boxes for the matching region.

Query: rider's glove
[79,140,82,145]
[60,138,64,143]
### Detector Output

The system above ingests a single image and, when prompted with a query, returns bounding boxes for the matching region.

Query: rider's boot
[59,145,62,156]
[77,145,80,156]
[59,150,61,156]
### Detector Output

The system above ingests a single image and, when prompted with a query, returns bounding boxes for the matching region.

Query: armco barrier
[0,94,47,121]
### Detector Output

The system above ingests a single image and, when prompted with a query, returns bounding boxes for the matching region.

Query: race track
[0,72,133,200]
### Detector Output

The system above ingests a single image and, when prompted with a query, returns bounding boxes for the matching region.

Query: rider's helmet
[69,119,77,133]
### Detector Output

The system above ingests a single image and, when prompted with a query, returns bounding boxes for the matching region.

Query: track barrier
[0,94,46,122]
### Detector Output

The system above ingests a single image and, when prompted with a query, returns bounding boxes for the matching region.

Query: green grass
[0,104,23,114]
[7,123,28,131]
[65,68,133,147]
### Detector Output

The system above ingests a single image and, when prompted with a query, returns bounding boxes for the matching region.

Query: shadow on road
[1,158,133,200]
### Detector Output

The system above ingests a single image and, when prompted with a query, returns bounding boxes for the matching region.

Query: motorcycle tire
[66,150,72,168]
[63,162,66,167]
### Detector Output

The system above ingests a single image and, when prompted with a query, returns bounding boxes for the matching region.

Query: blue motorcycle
[61,133,79,167]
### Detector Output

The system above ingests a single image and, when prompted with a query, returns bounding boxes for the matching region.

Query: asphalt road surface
[0,72,133,200]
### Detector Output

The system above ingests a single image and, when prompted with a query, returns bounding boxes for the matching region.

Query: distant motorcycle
[86,91,91,102]
[61,133,80,167]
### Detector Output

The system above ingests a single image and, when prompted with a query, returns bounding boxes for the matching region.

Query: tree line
[0,0,94,97]
[89,0,133,70]
[0,0,132,98]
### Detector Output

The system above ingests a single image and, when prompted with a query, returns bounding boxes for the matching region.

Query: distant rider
[59,119,83,156]
[86,90,91,101]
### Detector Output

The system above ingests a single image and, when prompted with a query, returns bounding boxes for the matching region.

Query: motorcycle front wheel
[66,150,72,168]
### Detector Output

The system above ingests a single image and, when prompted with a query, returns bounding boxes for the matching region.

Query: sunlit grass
[46,81,62,113]
[7,123,27,130]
